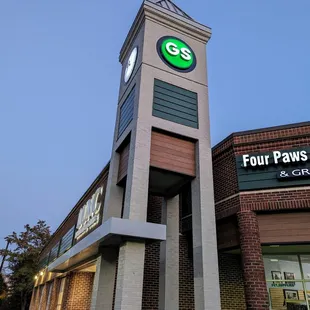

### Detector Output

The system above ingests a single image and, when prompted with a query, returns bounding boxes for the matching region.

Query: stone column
[114,120,152,310]
[159,196,179,310]
[91,248,118,310]
[237,210,269,310]
[191,141,221,310]
[29,287,37,310]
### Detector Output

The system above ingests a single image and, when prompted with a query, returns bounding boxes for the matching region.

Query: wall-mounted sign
[75,186,104,241]
[242,150,308,168]
[124,47,138,84]
[277,168,310,180]
[236,147,310,191]
[157,36,196,72]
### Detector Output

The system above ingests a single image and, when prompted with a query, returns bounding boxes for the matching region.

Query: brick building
[29,1,310,310]
[215,122,310,310]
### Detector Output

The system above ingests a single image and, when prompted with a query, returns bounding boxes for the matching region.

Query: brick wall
[141,194,195,310]
[214,122,310,217]
[233,123,310,146]
[240,189,310,211]
[49,278,60,310]
[237,210,269,310]
[39,284,48,310]
[213,124,310,310]
[213,145,239,202]
[179,234,195,310]
[215,194,240,220]
[218,253,246,310]
[29,286,38,310]
[62,272,94,310]
[142,195,162,310]
[179,192,195,310]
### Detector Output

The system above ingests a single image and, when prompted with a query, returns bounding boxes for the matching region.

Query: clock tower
[92,1,221,309]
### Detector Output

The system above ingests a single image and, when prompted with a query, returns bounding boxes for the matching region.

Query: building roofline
[232,121,310,137]
[212,121,310,152]
[40,161,110,256]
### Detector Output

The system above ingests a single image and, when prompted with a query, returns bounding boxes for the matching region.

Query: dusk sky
[0,0,309,250]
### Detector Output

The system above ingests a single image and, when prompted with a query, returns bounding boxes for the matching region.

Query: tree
[0,274,7,306]
[0,220,51,310]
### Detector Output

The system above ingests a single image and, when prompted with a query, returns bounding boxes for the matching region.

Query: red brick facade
[62,272,94,310]
[213,122,310,310]
[218,253,246,310]
[237,210,269,310]
[142,196,162,310]
[31,122,310,310]
[179,234,195,310]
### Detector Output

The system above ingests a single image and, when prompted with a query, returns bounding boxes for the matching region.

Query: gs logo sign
[157,36,196,72]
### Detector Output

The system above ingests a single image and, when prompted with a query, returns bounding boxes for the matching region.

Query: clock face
[124,47,138,83]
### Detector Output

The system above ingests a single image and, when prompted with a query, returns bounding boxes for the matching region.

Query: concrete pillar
[113,118,151,310]
[91,248,118,310]
[191,141,221,310]
[29,287,37,310]
[55,277,66,310]
[159,195,179,310]
[49,278,59,310]
[114,241,146,310]
[237,210,269,310]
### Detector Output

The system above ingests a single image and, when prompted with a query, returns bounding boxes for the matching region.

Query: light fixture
[34,275,38,280]
[270,259,279,262]
[40,271,44,276]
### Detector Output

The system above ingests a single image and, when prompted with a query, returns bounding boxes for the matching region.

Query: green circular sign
[157,36,196,72]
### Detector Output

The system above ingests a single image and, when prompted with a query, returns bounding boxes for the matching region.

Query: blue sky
[0,0,309,249]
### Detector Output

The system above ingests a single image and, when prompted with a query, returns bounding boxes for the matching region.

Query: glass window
[264,255,302,281]
[267,281,306,309]
[301,256,310,280]
[264,254,310,310]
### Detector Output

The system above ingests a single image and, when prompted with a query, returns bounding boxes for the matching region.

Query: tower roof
[147,0,193,20]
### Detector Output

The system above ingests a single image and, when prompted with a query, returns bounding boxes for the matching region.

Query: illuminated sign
[157,36,196,72]
[75,186,103,240]
[242,150,308,168]
[277,168,310,180]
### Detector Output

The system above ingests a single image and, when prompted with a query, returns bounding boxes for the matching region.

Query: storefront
[214,122,310,310]
[264,252,310,309]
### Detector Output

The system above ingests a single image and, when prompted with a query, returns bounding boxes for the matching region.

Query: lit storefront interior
[263,246,310,310]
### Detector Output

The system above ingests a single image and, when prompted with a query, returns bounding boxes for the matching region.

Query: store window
[264,255,310,309]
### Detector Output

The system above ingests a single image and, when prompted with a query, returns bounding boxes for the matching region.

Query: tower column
[114,117,152,310]
[159,195,179,310]
[91,248,118,310]
[191,141,221,310]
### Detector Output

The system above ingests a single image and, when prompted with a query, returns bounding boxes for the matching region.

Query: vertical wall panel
[118,87,135,138]
[58,226,75,257]
[153,79,198,128]
[258,212,310,243]
[49,242,60,263]
[118,142,130,183]
[150,131,196,176]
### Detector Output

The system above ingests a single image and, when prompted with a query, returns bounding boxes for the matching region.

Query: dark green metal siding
[153,79,198,128]
[58,226,75,256]
[236,147,310,191]
[38,255,49,270]
[49,242,60,263]
[118,86,135,138]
